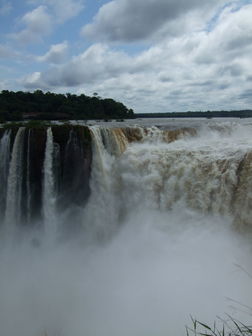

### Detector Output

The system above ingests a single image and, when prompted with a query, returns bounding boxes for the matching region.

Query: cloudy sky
[0,0,252,112]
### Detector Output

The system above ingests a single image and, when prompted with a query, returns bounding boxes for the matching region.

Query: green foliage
[0,90,135,121]
[2,121,22,128]
[25,120,49,128]
[186,316,252,336]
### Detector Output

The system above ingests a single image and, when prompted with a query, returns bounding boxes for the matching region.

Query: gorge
[0,119,252,336]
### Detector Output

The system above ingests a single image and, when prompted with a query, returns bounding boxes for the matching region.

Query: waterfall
[118,143,243,215]
[99,127,128,156]
[82,126,124,239]
[0,121,252,336]
[232,151,252,229]
[1,122,252,232]
[43,127,57,237]
[26,129,31,224]
[0,129,12,217]
[5,127,25,231]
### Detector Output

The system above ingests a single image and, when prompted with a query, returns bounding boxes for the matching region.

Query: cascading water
[43,127,57,238]
[0,119,252,336]
[0,129,11,217]
[26,129,31,224]
[82,126,125,240]
[4,127,25,232]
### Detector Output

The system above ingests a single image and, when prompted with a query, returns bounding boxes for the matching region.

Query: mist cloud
[0,209,251,336]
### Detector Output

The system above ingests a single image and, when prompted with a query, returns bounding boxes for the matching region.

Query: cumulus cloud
[27,0,85,22]
[22,71,42,88]
[81,0,225,42]
[10,5,52,44]
[46,0,84,23]
[22,3,252,112]
[8,0,84,45]
[36,41,68,64]
[193,4,252,64]
[23,44,132,88]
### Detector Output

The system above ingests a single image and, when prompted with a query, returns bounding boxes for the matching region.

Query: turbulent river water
[0,118,252,336]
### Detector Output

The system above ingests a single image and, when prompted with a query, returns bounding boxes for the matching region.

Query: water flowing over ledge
[0,121,252,236]
[0,120,252,336]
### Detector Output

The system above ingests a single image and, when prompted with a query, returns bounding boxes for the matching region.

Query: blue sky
[0,0,252,112]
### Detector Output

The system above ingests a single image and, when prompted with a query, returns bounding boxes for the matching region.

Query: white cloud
[192,4,252,64]
[81,0,225,42]
[46,0,84,23]
[23,44,132,88]
[22,72,43,89]
[27,0,85,22]
[37,41,68,64]
[10,5,52,44]
[22,3,252,112]
[8,0,84,45]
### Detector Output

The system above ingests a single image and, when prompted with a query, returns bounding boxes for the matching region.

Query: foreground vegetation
[186,317,252,336]
[0,90,134,121]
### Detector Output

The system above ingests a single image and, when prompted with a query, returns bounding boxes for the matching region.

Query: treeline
[0,90,134,121]
[137,110,252,118]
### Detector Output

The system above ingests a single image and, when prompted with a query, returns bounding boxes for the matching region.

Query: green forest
[1,90,251,122]
[0,90,135,121]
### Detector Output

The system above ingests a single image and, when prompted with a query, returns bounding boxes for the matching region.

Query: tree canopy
[0,90,135,121]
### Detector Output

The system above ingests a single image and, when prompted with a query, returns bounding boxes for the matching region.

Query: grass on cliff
[186,316,252,336]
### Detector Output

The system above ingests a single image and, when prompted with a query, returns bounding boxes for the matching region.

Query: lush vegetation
[0,90,134,121]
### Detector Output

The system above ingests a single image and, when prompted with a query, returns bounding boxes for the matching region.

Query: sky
[0,0,252,113]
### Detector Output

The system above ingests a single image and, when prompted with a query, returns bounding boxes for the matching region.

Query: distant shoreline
[136,110,252,118]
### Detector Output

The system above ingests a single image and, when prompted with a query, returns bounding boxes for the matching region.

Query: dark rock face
[52,126,92,210]
[0,125,92,226]
[27,127,47,222]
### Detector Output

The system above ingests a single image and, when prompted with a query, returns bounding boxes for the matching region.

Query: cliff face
[0,125,92,226]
